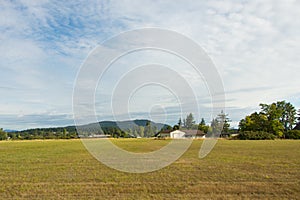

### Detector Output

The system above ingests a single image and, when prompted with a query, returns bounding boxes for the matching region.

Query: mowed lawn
[0,139,299,199]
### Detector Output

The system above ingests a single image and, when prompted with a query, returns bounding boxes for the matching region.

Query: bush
[0,130,8,140]
[285,130,300,139]
[237,131,275,140]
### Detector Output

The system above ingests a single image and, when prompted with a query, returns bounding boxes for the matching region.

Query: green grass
[0,139,300,199]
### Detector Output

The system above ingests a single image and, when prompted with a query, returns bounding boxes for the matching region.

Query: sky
[1,0,300,130]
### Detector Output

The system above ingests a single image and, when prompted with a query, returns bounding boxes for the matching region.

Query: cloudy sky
[1,0,299,130]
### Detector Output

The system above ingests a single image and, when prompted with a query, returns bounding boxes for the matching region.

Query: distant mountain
[77,119,170,137]
[10,119,170,139]
[4,129,18,133]
[81,119,168,130]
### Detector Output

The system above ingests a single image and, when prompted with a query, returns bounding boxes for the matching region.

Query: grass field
[0,139,300,199]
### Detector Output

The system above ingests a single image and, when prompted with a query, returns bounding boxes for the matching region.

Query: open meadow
[0,139,300,199]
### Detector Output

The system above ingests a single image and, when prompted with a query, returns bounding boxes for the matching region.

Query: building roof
[180,129,205,136]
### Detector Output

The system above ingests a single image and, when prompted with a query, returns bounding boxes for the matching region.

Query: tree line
[0,127,78,140]
[0,121,161,140]
[0,100,299,140]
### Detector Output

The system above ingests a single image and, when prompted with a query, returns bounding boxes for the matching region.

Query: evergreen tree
[210,118,221,133]
[216,110,231,133]
[185,113,195,129]
[178,118,182,129]
[198,118,209,133]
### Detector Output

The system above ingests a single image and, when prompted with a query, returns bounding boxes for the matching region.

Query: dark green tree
[185,113,195,129]
[173,125,179,130]
[178,118,182,129]
[198,118,209,133]
[0,128,8,140]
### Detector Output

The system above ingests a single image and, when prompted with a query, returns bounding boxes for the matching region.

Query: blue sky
[1,0,300,130]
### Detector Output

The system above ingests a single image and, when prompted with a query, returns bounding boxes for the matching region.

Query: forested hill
[84,119,167,130]
[4,119,170,140]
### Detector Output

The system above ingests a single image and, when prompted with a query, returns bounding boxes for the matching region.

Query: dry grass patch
[0,139,299,199]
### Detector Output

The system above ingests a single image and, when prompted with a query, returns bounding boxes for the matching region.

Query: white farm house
[170,130,186,139]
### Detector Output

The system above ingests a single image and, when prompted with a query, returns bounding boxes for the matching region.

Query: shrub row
[237,131,275,140]
[285,130,300,139]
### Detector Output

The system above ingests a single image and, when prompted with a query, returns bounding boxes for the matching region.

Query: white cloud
[0,0,299,129]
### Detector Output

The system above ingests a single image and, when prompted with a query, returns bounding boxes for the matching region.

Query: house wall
[170,130,185,139]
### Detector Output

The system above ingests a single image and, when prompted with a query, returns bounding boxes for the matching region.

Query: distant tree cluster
[115,122,158,138]
[239,101,300,139]
[173,111,231,136]
[3,127,78,140]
